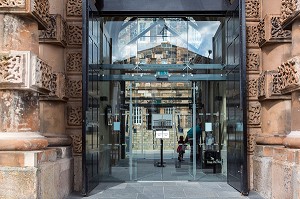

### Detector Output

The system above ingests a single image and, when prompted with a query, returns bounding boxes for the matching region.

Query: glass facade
[82,0,247,194]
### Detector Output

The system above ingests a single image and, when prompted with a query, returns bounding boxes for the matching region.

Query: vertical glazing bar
[129,83,133,180]
[173,107,176,158]
[81,0,88,195]
[142,125,144,158]
[192,82,196,180]
[240,0,249,195]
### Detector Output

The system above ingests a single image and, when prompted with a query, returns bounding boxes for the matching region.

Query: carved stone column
[0,0,50,151]
[279,0,300,148]
[256,13,292,145]
[39,11,72,146]
[280,30,300,148]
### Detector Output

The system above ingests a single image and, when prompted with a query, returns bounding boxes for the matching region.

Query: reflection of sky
[110,19,220,62]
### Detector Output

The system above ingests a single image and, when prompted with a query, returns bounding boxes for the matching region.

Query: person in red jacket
[177,135,186,161]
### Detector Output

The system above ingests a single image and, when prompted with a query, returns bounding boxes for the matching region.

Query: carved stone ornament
[277,56,300,94]
[39,14,68,47]
[67,0,82,17]
[245,0,261,19]
[48,72,67,100]
[0,0,50,30]
[70,134,82,154]
[0,51,52,94]
[246,24,260,47]
[280,0,300,28]
[67,78,82,98]
[248,78,258,98]
[257,70,286,100]
[258,14,292,47]
[247,130,258,154]
[257,71,266,98]
[248,102,261,125]
[67,105,82,126]
[247,52,260,71]
[68,24,82,46]
[66,52,82,73]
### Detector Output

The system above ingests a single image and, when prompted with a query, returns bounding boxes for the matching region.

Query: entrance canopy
[98,0,235,15]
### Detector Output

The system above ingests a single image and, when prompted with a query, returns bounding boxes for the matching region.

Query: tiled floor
[67,181,265,199]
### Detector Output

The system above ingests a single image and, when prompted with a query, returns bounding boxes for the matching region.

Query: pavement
[67,181,265,199]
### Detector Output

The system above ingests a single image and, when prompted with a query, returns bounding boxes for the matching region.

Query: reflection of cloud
[194,21,220,57]
[112,20,220,62]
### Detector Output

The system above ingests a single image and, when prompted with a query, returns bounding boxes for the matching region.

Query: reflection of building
[126,82,192,151]
[115,43,211,64]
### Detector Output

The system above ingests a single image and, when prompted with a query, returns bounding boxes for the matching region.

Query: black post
[160,138,164,167]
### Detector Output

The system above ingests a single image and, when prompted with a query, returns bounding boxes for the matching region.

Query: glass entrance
[128,81,195,181]
[82,1,247,195]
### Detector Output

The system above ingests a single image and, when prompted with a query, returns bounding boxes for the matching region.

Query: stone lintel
[258,14,292,48]
[0,0,50,30]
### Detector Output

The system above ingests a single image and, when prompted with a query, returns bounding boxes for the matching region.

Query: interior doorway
[82,0,247,196]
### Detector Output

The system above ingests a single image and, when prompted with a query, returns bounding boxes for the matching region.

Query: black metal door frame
[82,0,248,195]
[82,0,102,195]
[224,0,248,195]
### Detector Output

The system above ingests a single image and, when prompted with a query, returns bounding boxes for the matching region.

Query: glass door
[127,81,197,181]
[225,0,248,194]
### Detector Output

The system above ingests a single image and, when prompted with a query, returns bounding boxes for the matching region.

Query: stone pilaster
[0,50,52,151]
[256,7,292,145]
[245,0,262,189]
[279,0,300,148]
[278,55,300,148]
[38,0,72,147]
[65,0,83,192]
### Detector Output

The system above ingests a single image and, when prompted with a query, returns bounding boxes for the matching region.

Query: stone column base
[44,134,72,147]
[0,147,74,199]
[283,131,300,148]
[0,132,48,151]
[256,134,286,145]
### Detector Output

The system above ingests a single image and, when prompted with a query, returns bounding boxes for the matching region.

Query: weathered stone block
[0,51,52,94]
[39,14,68,47]
[272,159,294,199]
[278,56,300,94]
[246,22,260,48]
[73,155,82,192]
[0,167,38,199]
[245,0,261,21]
[253,155,272,198]
[38,157,73,199]
[280,0,300,29]
[258,14,292,47]
[0,0,50,30]
[258,70,291,100]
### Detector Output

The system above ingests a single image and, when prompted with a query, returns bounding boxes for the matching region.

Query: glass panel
[129,82,194,181]
[90,16,230,183]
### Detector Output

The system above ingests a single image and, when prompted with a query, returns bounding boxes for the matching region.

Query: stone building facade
[0,0,300,198]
